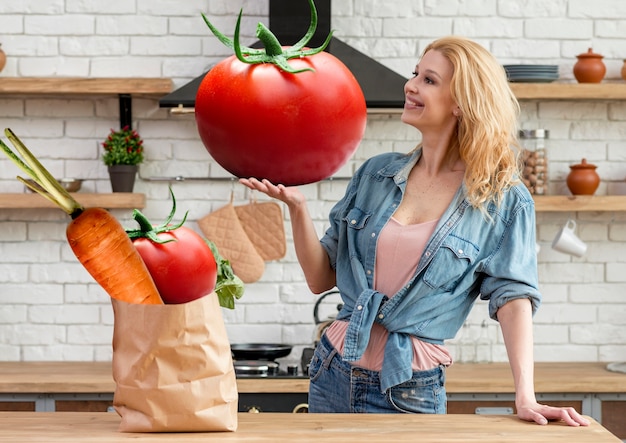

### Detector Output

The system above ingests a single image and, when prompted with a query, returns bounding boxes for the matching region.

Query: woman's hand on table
[517,402,590,426]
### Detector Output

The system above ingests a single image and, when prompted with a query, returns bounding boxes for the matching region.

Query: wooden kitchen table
[0,412,620,442]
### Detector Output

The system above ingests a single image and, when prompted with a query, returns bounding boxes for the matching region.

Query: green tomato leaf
[205,239,245,309]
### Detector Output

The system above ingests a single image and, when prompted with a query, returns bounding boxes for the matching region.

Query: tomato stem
[125,187,188,244]
[201,0,333,74]
[254,23,283,57]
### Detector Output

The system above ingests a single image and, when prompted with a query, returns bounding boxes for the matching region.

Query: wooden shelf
[0,193,145,209]
[0,77,172,97]
[533,195,626,212]
[1,78,622,101]
[510,82,626,100]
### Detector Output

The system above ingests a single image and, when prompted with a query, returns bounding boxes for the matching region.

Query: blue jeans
[308,333,447,413]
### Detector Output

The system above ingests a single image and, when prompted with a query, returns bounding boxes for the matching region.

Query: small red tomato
[133,227,217,304]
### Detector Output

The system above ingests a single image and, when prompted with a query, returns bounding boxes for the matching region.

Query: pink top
[326,217,453,371]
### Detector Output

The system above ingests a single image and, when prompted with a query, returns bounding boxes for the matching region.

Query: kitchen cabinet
[0,400,34,411]
[601,399,626,439]
[446,398,582,415]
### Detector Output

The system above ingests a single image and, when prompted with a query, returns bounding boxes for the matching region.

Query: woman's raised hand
[239,178,306,208]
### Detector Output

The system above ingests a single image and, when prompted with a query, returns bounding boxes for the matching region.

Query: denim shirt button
[425,251,431,257]
[371,232,376,237]
[350,219,357,225]
[357,305,363,310]
[378,314,384,319]
[366,270,372,275]
[458,249,463,254]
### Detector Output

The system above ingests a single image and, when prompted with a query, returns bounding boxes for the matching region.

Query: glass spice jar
[519,129,549,195]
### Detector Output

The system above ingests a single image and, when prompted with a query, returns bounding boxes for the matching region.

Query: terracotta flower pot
[573,48,606,83]
[566,158,600,195]
[108,165,138,192]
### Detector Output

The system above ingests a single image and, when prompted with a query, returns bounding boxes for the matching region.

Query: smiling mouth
[405,98,424,108]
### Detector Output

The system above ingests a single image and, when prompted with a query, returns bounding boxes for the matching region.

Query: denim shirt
[319,150,541,392]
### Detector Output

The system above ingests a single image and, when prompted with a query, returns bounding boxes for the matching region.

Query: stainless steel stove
[234,359,304,378]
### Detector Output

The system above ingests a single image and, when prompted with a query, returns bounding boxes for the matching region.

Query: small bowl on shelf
[24,178,83,193]
[58,178,83,192]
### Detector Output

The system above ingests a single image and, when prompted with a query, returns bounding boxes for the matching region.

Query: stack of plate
[503,64,559,83]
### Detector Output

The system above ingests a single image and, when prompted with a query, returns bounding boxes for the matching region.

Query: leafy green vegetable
[205,239,245,309]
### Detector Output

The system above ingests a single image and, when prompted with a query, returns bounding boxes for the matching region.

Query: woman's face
[401,49,458,131]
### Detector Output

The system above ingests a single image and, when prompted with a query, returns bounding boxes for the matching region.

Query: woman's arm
[239,178,336,293]
[498,298,590,426]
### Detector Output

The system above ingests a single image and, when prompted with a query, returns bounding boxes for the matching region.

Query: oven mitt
[234,201,286,261]
[198,203,265,284]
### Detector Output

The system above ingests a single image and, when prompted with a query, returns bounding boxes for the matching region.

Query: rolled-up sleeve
[479,201,542,320]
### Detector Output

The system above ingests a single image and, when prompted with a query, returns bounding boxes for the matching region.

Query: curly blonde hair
[421,36,521,210]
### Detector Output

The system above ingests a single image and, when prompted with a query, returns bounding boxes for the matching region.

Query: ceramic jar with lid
[0,43,6,73]
[573,48,606,83]
[519,129,549,195]
[566,158,600,195]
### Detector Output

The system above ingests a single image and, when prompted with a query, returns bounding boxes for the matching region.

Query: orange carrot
[0,128,162,304]
[66,207,162,304]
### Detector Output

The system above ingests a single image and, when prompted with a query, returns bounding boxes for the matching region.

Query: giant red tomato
[133,226,217,304]
[195,50,367,186]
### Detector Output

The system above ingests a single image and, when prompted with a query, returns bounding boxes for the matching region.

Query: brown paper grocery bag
[111,294,238,433]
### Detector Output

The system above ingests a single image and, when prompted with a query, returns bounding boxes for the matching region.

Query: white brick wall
[1,0,625,367]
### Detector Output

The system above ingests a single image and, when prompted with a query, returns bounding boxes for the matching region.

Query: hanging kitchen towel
[198,203,265,283]
[111,294,238,432]
[234,200,286,261]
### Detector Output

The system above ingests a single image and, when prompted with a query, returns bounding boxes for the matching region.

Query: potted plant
[102,125,144,192]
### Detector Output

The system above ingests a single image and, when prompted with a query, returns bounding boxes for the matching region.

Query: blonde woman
[241,36,589,426]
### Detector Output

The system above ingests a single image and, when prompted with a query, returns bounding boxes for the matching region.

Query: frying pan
[231,343,292,361]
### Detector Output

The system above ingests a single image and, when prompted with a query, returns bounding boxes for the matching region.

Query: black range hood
[159,0,408,110]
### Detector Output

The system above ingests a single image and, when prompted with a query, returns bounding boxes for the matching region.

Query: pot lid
[569,158,597,169]
[576,48,604,59]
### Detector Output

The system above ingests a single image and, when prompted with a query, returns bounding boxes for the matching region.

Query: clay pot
[573,48,606,83]
[0,44,6,73]
[566,158,600,195]
[621,59,626,81]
